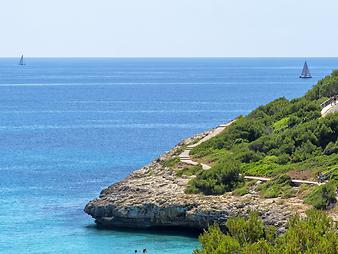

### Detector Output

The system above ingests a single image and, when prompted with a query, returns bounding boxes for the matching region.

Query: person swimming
[134,248,147,253]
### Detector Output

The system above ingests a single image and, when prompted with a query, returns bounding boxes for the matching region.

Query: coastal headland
[85,71,338,232]
[84,126,310,231]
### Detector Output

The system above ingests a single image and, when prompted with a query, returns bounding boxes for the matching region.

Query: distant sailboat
[18,55,25,66]
[299,61,311,78]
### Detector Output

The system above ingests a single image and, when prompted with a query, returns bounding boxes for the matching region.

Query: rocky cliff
[84,130,309,231]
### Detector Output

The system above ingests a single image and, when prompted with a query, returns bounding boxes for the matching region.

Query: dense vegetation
[187,71,338,197]
[185,159,244,195]
[256,174,295,198]
[304,181,337,209]
[305,70,338,100]
[194,210,337,254]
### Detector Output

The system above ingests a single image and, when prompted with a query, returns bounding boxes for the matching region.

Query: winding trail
[321,96,338,117]
[179,121,235,170]
[179,98,338,185]
[321,102,338,117]
[179,120,322,186]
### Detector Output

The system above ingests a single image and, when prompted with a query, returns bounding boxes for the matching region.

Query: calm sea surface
[0,58,337,254]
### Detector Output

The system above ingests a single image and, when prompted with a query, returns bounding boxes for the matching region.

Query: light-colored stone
[84,132,310,230]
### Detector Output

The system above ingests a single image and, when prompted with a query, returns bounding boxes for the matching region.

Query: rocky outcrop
[84,130,309,231]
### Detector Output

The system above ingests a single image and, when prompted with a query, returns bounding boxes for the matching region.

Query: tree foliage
[194,210,338,254]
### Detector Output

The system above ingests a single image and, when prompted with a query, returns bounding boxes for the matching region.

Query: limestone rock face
[84,133,308,230]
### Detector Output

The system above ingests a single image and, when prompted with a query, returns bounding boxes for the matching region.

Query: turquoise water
[0,58,337,254]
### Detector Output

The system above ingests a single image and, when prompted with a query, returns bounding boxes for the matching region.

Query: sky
[1,0,338,57]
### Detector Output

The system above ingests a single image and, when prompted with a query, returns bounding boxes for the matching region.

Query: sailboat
[299,61,311,78]
[18,55,25,66]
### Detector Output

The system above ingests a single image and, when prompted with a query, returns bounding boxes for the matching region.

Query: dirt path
[321,100,338,117]
[179,121,235,170]
[179,120,321,186]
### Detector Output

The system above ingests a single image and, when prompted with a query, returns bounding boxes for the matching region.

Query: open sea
[0,58,337,254]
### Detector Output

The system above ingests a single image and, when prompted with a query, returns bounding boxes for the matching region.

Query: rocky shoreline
[84,128,309,231]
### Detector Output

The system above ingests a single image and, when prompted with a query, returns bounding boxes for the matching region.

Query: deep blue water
[0,58,337,254]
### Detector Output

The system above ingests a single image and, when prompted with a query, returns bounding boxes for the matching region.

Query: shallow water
[0,58,337,254]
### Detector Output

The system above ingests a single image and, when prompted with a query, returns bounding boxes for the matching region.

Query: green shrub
[324,141,338,155]
[331,169,338,184]
[241,156,284,177]
[304,181,337,209]
[186,159,243,195]
[193,225,241,254]
[194,212,276,254]
[258,174,295,198]
[273,117,289,132]
[277,209,338,253]
[275,154,289,165]
[233,185,249,196]
[305,71,338,99]
[194,210,338,254]
[185,185,200,194]
[226,212,275,245]
[161,157,180,168]
[176,165,203,177]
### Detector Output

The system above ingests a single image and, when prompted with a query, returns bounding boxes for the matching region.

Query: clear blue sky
[2,0,338,57]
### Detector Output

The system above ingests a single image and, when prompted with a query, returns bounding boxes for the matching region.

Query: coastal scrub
[189,71,338,207]
[194,210,338,254]
[186,158,244,195]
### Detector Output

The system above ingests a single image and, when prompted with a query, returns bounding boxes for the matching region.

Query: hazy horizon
[3,57,338,59]
[2,0,338,57]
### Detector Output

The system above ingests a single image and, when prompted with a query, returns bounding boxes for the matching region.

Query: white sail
[300,61,311,78]
[19,55,24,65]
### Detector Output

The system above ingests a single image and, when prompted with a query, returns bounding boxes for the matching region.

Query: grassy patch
[257,174,296,198]
[176,165,203,177]
[232,185,249,196]
[232,180,256,196]
[295,184,312,198]
[304,181,337,209]
[273,117,289,132]
[161,157,180,168]
[241,156,286,176]
[241,154,338,178]
[329,167,338,184]
[191,148,231,165]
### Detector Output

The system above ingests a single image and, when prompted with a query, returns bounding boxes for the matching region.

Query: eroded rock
[84,132,309,230]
